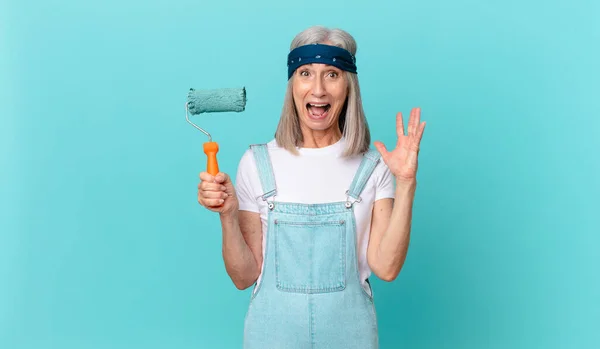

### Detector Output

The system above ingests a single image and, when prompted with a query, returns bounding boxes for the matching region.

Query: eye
[299,70,309,76]
[328,71,339,78]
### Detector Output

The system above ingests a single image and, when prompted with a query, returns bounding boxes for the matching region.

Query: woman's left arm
[368,107,426,282]
[368,180,416,281]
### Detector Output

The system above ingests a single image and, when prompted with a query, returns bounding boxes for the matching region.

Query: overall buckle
[261,190,276,210]
[345,190,362,208]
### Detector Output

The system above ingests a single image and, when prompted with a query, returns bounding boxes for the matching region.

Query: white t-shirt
[234,137,396,294]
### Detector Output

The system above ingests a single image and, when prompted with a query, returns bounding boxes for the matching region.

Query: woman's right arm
[198,171,263,290]
[219,209,263,290]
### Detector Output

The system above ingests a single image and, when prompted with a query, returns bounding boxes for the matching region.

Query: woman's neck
[300,128,343,148]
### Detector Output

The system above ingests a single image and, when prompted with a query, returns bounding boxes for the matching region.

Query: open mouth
[306,103,331,120]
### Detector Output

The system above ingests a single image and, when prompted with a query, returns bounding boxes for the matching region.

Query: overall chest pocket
[274,219,347,294]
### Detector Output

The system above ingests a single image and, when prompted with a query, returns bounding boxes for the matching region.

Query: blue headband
[287,43,357,80]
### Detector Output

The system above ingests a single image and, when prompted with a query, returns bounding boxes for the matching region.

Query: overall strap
[249,144,277,203]
[346,149,381,207]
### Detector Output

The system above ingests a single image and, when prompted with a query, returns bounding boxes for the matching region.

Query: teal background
[1,0,598,348]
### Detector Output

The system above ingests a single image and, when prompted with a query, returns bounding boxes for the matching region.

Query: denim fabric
[243,144,381,349]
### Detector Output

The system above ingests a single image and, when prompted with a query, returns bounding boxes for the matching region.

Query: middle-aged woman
[198,25,426,348]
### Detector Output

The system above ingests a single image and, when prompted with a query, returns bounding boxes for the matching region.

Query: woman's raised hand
[374,107,426,183]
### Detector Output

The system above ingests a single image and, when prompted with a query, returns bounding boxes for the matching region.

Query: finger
[373,141,390,162]
[214,172,230,184]
[416,121,426,145]
[201,198,225,207]
[406,108,413,137]
[198,185,227,198]
[199,172,215,183]
[414,107,421,136]
[409,121,426,152]
[408,107,418,137]
[395,112,405,138]
[201,190,228,200]
[200,181,227,191]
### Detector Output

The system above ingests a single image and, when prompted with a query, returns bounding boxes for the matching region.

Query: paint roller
[185,87,246,176]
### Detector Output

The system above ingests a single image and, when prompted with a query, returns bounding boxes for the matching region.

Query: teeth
[309,103,328,107]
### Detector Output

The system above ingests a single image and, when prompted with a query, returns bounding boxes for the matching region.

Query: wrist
[395,176,417,187]
[395,177,417,194]
[219,209,239,222]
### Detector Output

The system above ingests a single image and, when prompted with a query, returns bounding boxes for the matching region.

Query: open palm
[374,107,426,182]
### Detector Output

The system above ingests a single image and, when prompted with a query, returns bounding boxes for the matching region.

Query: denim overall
[243,144,382,349]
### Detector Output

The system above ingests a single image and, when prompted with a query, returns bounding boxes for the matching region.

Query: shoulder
[353,148,394,191]
[237,138,282,173]
[238,139,275,160]
[363,148,388,172]
[246,139,283,153]
[372,151,391,176]
[244,138,292,162]
[237,147,256,173]
[353,148,390,177]
[369,150,395,199]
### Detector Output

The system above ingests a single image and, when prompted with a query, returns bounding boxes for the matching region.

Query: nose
[311,76,326,98]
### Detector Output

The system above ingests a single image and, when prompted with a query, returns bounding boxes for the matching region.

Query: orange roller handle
[203,141,219,176]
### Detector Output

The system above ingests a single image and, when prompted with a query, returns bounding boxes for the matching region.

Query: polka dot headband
[287,43,357,80]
